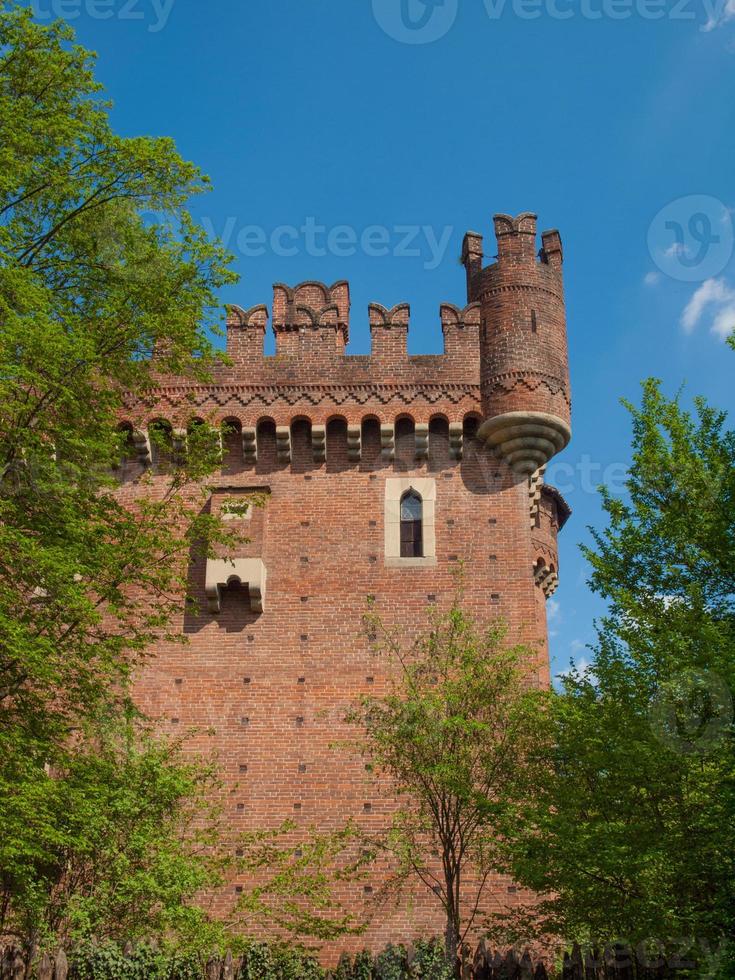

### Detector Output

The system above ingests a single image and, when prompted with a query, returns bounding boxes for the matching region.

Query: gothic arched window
[400,490,423,558]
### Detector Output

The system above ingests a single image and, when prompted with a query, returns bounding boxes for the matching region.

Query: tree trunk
[444,905,461,974]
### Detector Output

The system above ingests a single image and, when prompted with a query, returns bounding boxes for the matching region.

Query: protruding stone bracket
[132,429,152,467]
[205,558,266,615]
[381,424,395,462]
[415,423,429,462]
[534,561,559,599]
[312,425,326,464]
[528,466,546,527]
[276,426,291,464]
[242,427,257,465]
[347,425,361,463]
[478,412,570,477]
[172,428,187,466]
[448,423,463,461]
[212,427,224,460]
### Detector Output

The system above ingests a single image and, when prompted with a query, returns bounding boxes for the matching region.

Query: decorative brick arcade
[117,211,572,956]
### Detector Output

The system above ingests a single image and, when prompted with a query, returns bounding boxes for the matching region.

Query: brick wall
[118,211,571,961]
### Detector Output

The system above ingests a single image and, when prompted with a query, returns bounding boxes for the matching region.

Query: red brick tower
[463,213,571,477]
[120,209,572,960]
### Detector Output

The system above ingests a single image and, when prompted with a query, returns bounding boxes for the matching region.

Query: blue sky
[32,0,735,680]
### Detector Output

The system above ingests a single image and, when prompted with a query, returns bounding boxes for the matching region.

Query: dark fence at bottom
[0,942,698,980]
[470,943,695,980]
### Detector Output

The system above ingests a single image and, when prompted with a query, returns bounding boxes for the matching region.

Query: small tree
[232,820,373,945]
[350,593,549,967]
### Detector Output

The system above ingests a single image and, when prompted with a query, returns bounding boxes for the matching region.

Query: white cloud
[547,598,561,624]
[681,278,735,339]
[702,0,735,31]
[711,304,735,338]
[644,271,661,287]
[547,598,561,638]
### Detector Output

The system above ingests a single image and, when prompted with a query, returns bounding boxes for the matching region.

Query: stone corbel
[347,425,361,463]
[211,426,224,460]
[312,425,326,464]
[205,558,267,614]
[276,426,291,464]
[172,428,188,466]
[533,562,559,599]
[528,466,546,527]
[415,423,429,462]
[133,429,152,467]
[242,426,257,465]
[381,424,395,462]
[448,423,463,461]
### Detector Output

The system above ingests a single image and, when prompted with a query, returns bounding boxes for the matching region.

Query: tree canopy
[0,2,238,955]
[509,380,735,974]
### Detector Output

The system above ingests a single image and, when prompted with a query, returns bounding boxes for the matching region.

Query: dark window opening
[400,490,424,558]
[531,310,538,333]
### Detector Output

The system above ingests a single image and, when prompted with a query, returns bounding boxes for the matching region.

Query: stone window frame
[384,477,437,568]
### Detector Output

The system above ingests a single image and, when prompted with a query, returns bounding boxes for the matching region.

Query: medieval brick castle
[118,211,572,953]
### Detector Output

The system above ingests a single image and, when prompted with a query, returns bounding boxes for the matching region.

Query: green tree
[0,2,239,957]
[509,380,735,972]
[350,595,549,968]
[0,718,229,952]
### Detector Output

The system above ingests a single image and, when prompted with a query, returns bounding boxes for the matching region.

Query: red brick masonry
[117,211,572,955]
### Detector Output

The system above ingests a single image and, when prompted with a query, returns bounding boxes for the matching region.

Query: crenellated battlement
[440,302,481,358]
[219,283,481,379]
[367,302,410,329]
[225,304,268,364]
[272,280,351,354]
[463,213,565,303]
[148,208,571,476]
[145,209,571,477]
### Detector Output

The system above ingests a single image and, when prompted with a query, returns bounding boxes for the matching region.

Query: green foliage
[64,939,453,980]
[409,938,455,979]
[373,944,408,980]
[330,940,452,979]
[238,941,325,980]
[350,592,549,965]
[508,380,735,957]
[70,942,202,980]
[0,1,239,954]
[233,821,372,944]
